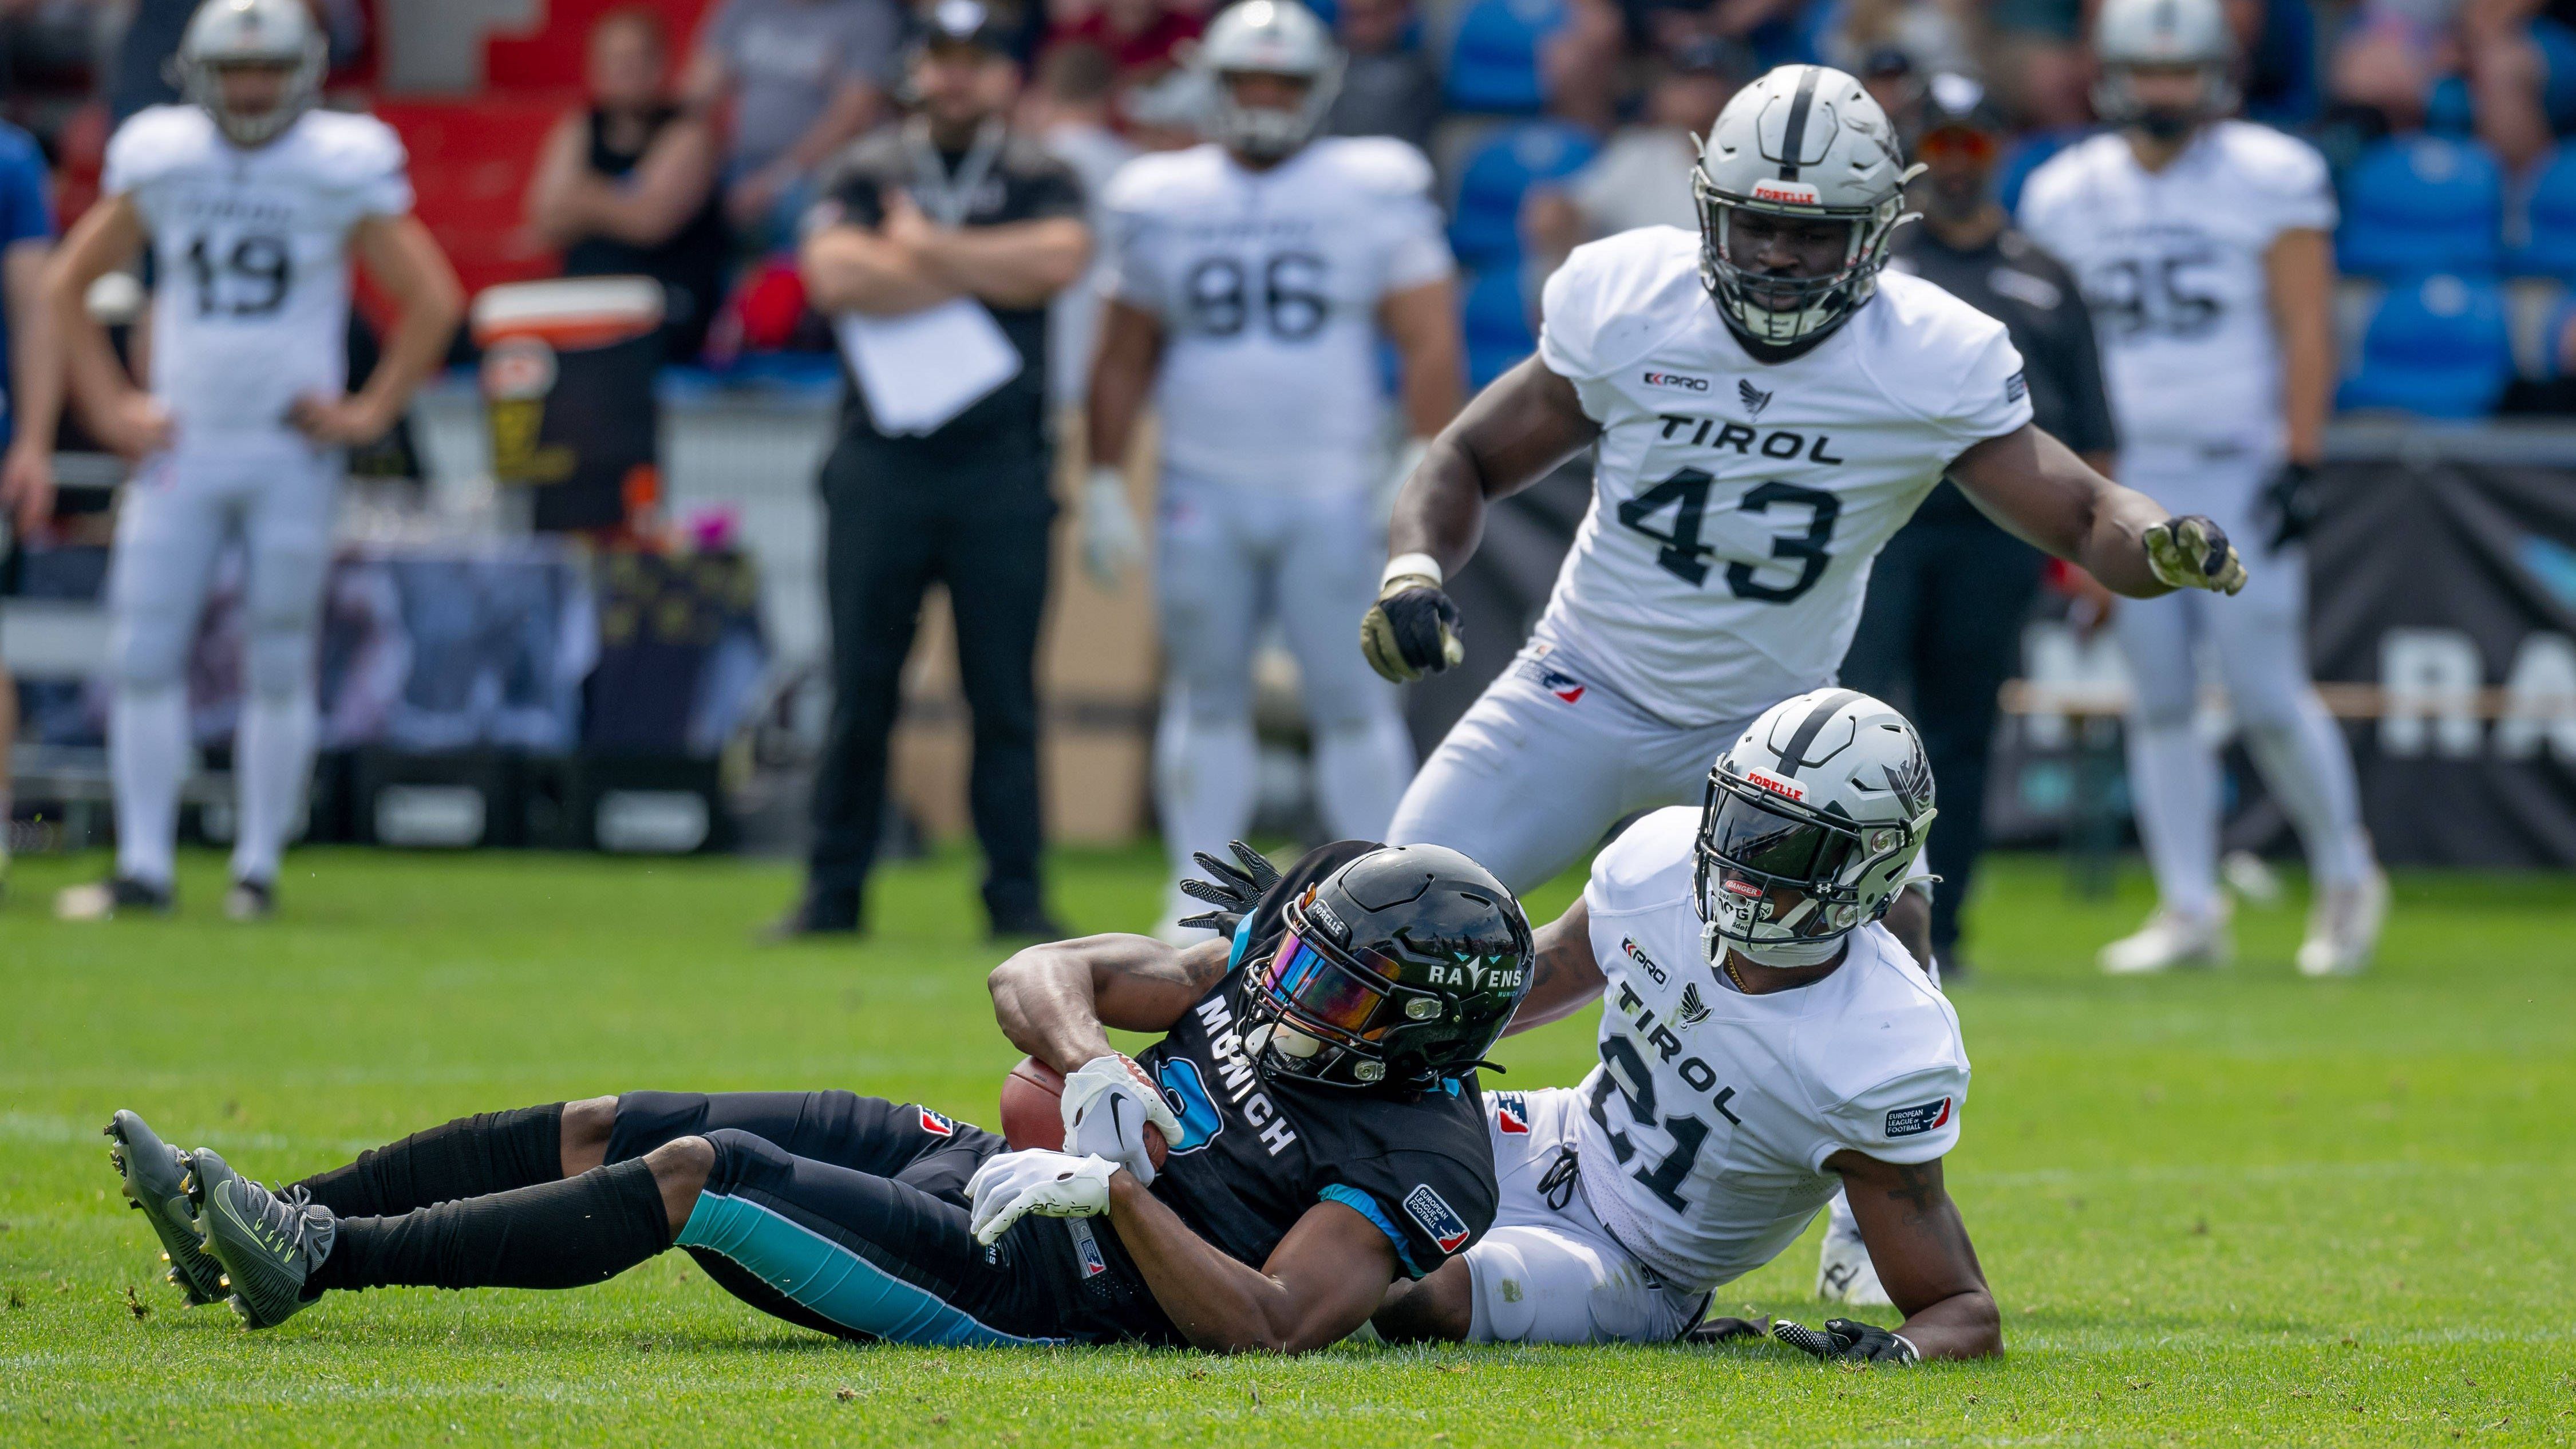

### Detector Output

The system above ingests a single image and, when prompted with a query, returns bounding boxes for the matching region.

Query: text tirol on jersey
[1651,410,1847,467]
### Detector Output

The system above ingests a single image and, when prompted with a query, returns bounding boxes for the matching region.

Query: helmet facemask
[1692,163,1918,349]
[2093,61,2237,142]
[1208,63,1342,161]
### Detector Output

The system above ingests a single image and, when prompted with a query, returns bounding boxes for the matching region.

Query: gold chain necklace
[1721,949,1751,995]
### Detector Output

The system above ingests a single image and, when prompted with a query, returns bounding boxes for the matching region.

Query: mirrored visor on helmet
[1265,929,1397,1041]
[1706,791,1858,883]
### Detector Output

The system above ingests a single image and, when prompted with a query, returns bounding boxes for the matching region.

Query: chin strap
[1704,919,1847,972]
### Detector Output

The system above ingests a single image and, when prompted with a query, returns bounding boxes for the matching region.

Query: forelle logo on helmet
[1305,894,1346,941]
[1750,178,1821,205]
[1745,767,1807,802]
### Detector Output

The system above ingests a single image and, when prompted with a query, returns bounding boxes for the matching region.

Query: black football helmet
[1235,844,1535,1092]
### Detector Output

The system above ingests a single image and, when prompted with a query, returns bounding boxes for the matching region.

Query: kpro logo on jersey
[918,1107,958,1137]
[1884,1097,1954,1138]
[1494,1092,1531,1135]
[1641,369,1710,392]
[1404,1184,1474,1254]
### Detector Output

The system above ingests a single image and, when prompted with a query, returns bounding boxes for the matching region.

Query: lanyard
[902,117,1007,228]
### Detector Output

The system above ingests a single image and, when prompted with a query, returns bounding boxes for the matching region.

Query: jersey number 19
[184,232,293,318]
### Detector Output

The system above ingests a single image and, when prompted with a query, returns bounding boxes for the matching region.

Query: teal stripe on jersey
[676,1192,1062,1347]
[1318,1183,1425,1278]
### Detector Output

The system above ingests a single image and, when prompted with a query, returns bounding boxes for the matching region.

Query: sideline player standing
[1084,0,1464,935]
[1373,690,1998,1360]
[1362,63,2243,899]
[2018,0,2386,978]
[42,0,460,921]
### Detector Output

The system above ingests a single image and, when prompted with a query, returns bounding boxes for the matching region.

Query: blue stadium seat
[1461,269,1535,388]
[2337,273,2514,417]
[1449,121,1599,270]
[1444,0,1567,115]
[2338,137,2504,279]
[2511,149,2576,277]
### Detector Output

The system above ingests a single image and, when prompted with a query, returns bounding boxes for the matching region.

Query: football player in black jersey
[105,843,1533,1353]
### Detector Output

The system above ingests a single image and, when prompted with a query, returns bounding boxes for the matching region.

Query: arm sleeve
[1378,187,1455,293]
[100,115,157,200]
[1807,1067,1967,1171]
[355,130,415,218]
[1320,1148,1497,1280]
[1534,248,1602,382]
[2254,136,2337,241]
[1934,323,2035,451]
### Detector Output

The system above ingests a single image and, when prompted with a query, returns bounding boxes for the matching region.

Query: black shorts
[605,1090,1178,1346]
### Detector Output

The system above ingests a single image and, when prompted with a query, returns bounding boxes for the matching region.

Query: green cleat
[189,1148,337,1329]
[104,1111,226,1306]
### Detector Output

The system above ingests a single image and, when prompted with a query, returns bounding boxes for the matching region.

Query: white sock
[231,685,316,885]
[1309,712,1415,844]
[2239,699,2372,891]
[110,684,189,889]
[2124,716,2221,920]
[1154,691,1259,925]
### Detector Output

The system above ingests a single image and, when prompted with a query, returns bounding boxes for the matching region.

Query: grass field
[3,844,2571,1446]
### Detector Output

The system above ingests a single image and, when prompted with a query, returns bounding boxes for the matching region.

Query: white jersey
[1102,137,1453,492]
[104,105,413,454]
[2016,120,2334,456]
[1573,807,1970,1293]
[1532,228,2031,727]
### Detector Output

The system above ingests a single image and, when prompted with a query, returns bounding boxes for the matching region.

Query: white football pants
[1153,475,1413,923]
[2113,447,2372,920]
[107,445,338,889]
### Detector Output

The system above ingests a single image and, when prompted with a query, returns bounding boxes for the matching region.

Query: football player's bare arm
[1378,277,1465,440]
[987,935,1234,1071]
[799,218,961,316]
[1,234,61,528]
[1387,354,1600,575]
[2264,227,2334,468]
[43,194,164,460]
[1502,897,1606,1037]
[897,208,1091,309]
[1368,1254,1471,1340]
[1946,423,2176,598]
[290,214,463,447]
[1085,298,1163,471]
[534,115,719,251]
[1827,1151,2003,1360]
[1107,1180,1401,1353]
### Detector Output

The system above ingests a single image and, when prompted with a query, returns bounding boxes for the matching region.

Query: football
[998,1055,1168,1169]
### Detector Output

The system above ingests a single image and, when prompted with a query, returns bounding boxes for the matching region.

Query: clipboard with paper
[834,298,1024,436]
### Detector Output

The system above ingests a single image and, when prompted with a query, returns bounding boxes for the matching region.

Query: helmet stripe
[1773,688,1861,778]
[1776,64,1821,181]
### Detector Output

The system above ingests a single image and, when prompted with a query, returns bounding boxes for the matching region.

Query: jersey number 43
[1617,471,1841,604]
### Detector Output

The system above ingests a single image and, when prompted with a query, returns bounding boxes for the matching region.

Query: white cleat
[2098,907,2231,975]
[1815,1215,1893,1308]
[2297,868,2388,978]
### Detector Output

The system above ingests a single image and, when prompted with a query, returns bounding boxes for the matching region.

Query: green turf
[2,845,2570,1446]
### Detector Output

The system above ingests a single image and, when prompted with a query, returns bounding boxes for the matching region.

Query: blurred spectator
[525,8,728,362]
[1988,0,2098,131]
[1822,1,1973,80]
[2329,0,2460,135]
[0,112,54,896]
[1029,42,1136,405]
[685,0,903,246]
[1324,0,1443,149]
[2465,0,2576,172]
[1048,0,1204,83]
[1523,38,1744,271]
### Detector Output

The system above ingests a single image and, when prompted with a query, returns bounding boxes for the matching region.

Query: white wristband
[1086,465,1125,496]
[1381,552,1443,589]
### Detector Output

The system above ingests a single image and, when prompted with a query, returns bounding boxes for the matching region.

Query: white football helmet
[175,0,326,148]
[1692,64,1917,348]
[1195,0,1343,163]
[2091,0,2238,139]
[1694,689,1937,968]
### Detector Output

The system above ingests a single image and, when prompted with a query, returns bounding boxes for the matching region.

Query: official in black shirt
[160,843,1533,1354]
[1842,74,2119,974]
[774,1,1091,940]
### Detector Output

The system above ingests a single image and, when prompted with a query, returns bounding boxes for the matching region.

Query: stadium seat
[1461,268,1534,388]
[2338,136,2504,279]
[2337,273,2514,418]
[1449,121,1598,270]
[2511,149,2576,278]
[1443,0,1567,115]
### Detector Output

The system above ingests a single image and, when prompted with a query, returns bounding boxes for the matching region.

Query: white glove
[966,1148,1119,1246]
[1060,1053,1183,1185]
[1080,467,1145,587]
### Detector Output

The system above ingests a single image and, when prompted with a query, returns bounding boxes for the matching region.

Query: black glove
[1771,1316,1921,1365]
[1360,578,1464,683]
[1684,1315,1768,1345]
[2257,460,2318,553]
[2142,513,2248,595]
[1175,840,1282,936]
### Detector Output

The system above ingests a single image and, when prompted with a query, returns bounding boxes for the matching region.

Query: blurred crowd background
[3,0,2573,413]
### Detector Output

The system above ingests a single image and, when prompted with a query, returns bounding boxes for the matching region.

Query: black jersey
[1132,842,1500,1281]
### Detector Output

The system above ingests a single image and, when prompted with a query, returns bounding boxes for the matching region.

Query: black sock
[293,1104,565,1218]
[309,1156,671,1296]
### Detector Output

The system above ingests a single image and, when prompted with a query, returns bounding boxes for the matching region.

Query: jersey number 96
[1184,252,1329,340]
